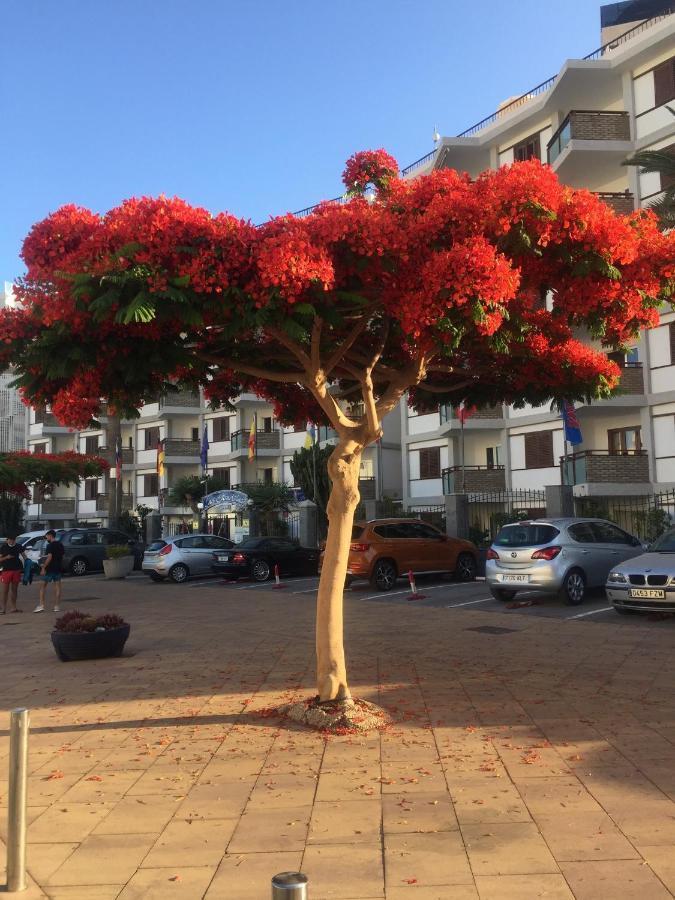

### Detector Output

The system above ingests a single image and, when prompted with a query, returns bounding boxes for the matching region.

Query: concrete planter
[51,624,130,662]
[102,556,134,579]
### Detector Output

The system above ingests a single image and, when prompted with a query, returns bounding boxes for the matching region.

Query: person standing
[0,534,26,614]
[35,530,64,614]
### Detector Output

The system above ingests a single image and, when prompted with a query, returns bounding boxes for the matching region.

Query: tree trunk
[106,413,123,529]
[315,439,362,701]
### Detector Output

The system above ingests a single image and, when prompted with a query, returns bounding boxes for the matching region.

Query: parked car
[28,528,143,576]
[143,534,235,583]
[606,527,675,614]
[486,517,644,606]
[16,530,47,546]
[318,519,478,591]
[211,537,319,582]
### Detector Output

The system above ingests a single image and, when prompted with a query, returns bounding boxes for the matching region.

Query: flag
[304,421,316,450]
[200,423,209,471]
[247,418,256,461]
[561,400,583,445]
[454,401,476,425]
[156,438,165,477]
[114,436,122,482]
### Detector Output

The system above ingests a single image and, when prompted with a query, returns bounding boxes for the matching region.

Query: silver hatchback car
[486,518,644,606]
[142,534,234,583]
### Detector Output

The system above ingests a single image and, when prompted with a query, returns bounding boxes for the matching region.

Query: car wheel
[370,559,397,591]
[169,563,189,584]
[344,575,354,588]
[559,569,586,606]
[70,557,88,576]
[455,552,477,582]
[490,587,516,602]
[149,572,165,582]
[252,559,271,582]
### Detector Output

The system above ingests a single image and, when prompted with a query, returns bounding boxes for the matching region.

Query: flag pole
[460,414,466,493]
[311,423,317,504]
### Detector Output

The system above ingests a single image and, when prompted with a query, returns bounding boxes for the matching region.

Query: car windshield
[648,530,675,553]
[494,524,560,547]
[147,541,167,551]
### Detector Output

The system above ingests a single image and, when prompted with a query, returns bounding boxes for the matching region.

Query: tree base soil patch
[282,696,392,735]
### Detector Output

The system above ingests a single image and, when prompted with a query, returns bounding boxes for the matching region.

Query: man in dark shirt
[0,534,25,614]
[35,530,64,614]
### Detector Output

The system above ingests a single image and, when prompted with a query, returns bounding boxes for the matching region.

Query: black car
[211,537,319,582]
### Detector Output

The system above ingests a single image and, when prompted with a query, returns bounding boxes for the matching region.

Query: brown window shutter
[85,435,99,454]
[419,447,441,479]
[524,431,554,469]
[654,57,675,108]
[84,479,98,501]
[213,417,230,442]
[670,323,675,365]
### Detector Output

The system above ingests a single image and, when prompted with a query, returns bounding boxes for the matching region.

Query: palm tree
[624,149,675,230]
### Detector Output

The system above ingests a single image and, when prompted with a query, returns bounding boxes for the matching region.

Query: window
[419,447,441,479]
[486,446,502,468]
[262,417,273,433]
[263,467,273,486]
[408,522,443,540]
[609,347,640,366]
[128,436,134,448]
[211,467,231,488]
[143,473,159,496]
[524,431,554,469]
[671,322,675,365]
[567,523,596,544]
[84,479,98,501]
[654,57,675,108]
[590,522,632,545]
[191,427,199,442]
[513,132,541,162]
[494,524,560,547]
[213,417,231,442]
[608,427,641,455]
[180,536,208,549]
[33,443,48,455]
[85,435,99,454]
[143,427,160,450]
[204,536,233,549]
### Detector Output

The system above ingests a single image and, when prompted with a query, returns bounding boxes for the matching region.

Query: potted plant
[103,544,134,579]
[51,610,130,662]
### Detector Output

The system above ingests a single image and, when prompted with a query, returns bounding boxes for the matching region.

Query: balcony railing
[358,476,376,500]
[96,446,134,466]
[95,494,134,512]
[164,439,200,457]
[616,362,645,396]
[231,429,281,452]
[547,111,630,163]
[596,191,635,215]
[159,391,201,409]
[41,497,76,515]
[442,465,506,494]
[561,449,649,486]
[439,403,503,424]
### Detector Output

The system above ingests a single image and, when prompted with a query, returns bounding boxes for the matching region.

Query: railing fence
[575,490,675,542]
[466,490,547,546]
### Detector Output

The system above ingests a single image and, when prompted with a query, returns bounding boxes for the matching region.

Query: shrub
[105,544,132,560]
[54,610,127,633]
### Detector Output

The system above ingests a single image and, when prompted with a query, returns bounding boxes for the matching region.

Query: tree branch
[196,351,306,385]
[267,326,312,370]
[415,380,474,394]
[311,316,323,373]
[324,317,369,376]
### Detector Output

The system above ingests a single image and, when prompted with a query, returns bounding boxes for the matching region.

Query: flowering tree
[0,451,108,502]
[1,150,674,706]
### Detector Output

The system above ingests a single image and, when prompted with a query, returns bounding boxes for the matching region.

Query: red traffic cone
[407,569,426,601]
[272,563,286,590]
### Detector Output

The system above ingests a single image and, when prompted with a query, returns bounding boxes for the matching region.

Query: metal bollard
[271,871,308,899]
[7,707,29,892]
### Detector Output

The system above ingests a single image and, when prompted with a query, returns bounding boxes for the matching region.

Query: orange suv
[320,518,479,591]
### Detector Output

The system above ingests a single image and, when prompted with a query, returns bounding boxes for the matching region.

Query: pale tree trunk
[315,439,362,701]
[106,413,123,529]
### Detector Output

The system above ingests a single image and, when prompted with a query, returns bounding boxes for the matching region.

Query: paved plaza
[1,573,675,899]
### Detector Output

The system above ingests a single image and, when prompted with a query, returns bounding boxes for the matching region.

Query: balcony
[442,465,506,494]
[561,450,649,488]
[616,363,645,396]
[164,439,200,458]
[97,446,134,466]
[230,429,281,455]
[358,476,376,500]
[547,112,632,185]
[439,404,503,428]
[41,497,76,516]
[95,494,134,513]
[596,191,635,216]
[159,391,201,411]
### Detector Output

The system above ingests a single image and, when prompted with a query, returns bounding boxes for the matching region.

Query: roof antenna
[433,126,441,143]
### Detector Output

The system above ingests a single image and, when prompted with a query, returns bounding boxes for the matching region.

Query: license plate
[500,574,529,583]
[217,554,230,562]
[629,588,665,599]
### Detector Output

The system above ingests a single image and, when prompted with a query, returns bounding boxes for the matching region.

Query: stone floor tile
[560,859,672,899]
[229,804,311,852]
[385,887,478,900]
[246,772,318,808]
[174,780,254,820]
[639,845,675,892]
[141,817,236,868]
[27,803,115,843]
[381,763,447,794]
[309,799,382,844]
[385,832,473,887]
[516,776,605,815]
[26,842,78,883]
[315,769,381,802]
[126,764,201,796]
[382,792,458,834]
[451,778,532,825]
[463,823,559,876]
[44,887,124,899]
[535,811,640,861]
[474,873,575,899]
[117,864,216,898]
[0,806,48,841]
[93,795,181,834]
[47,833,158,885]
[205,851,302,899]
[613,809,675,847]
[303,843,384,898]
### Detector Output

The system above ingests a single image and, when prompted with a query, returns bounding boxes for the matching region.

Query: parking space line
[566,606,613,620]
[445,598,493,608]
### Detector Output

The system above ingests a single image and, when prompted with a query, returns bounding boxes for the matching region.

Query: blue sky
[3,0,602,281]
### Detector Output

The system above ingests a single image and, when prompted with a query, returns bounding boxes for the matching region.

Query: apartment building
[398,0,675,509]
[25,388,402,535]
[0,283,28,453]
